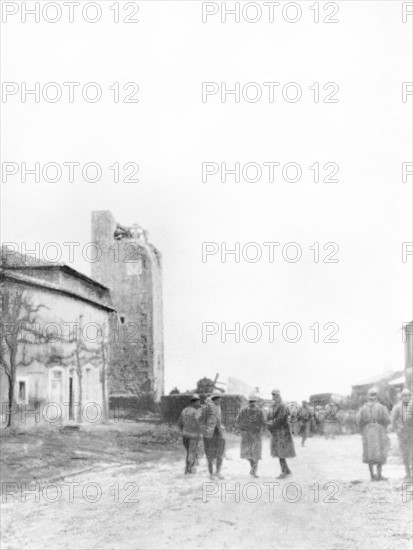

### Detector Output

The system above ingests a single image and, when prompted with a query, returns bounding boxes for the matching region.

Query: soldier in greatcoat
[266,389,296,479]
[236,394,266,477]
[357,387,390,481]
[391,388,413,480]
[178,394,202,474]
[200,390,226,479]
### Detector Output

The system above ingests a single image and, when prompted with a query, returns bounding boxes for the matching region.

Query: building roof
[1,245,115,312]
[388,375,406,386]
[4,263,109,291]
[352,370,404,388]
[1,245,107,286]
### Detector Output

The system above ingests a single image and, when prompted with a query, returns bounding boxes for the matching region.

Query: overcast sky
[2,1,412,401]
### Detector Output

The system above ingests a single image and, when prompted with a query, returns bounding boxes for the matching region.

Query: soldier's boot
[284,459,292,477]
[208,460,215,479]
[277,458,287,479]
[216,458,224,479]
[252,461,259,478]
[368,464,376,481]
[376,464,387,481]
[249,459,254,475]
[187,460,196,474]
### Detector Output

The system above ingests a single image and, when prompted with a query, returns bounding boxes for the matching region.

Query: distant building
[1,247,114,425]
[226,376,255,399]
[351,370,404,408]
[309,393,345,406]
[91,211,164,403]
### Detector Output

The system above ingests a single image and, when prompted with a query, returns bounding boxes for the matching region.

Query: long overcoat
[236,403,266,461]
[391,400,413,463]
[200,400,225,460]
[267,403,296,459]
[357,401,390,464]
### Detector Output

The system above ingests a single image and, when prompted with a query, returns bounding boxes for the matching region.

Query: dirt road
[1,433,411,549]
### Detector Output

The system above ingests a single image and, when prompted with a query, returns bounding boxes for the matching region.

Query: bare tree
[0,282,47,428]
[68,315,89,423]
[67,315,110,423]
[1,279,111,427]
[195,377,216,394]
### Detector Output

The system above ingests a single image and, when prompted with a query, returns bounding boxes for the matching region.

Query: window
[16,377,29,403]
[120,316,125,324]
[18,381,26,401]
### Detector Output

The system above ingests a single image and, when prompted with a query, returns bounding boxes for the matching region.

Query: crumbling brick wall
[92,211,164,401]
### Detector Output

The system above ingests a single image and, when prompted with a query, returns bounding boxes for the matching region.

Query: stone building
[0,246,114,425]
[91,211,164,403]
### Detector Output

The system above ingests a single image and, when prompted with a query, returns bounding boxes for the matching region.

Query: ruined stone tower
[91,211,164,402]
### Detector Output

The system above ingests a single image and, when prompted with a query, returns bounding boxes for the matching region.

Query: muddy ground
[0,421,182,484]
[1,427,412,549]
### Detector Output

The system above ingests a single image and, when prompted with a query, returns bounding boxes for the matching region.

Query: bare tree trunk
[6,372,15,428]
[6,347,18,428]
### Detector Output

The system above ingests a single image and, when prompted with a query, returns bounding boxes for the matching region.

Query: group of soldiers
[178,386,413,481]
[178,388,296,479]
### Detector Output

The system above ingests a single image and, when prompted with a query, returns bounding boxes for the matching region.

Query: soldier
[391,388,413,480]
[200,390,226,479]
[298,401,312,447]
[178,394,202,474]
[266,389,296,479]
[357,387,390,481]
[236,394,266,477]
[321,402,341,439]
